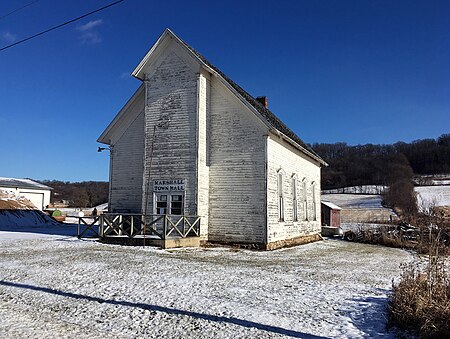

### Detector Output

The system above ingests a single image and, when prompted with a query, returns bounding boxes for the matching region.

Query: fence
[77,213,201,240]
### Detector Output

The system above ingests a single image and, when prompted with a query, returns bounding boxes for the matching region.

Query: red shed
[321,201,341,228]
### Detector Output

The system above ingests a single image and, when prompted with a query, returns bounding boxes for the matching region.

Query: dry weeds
[388,227,450,338]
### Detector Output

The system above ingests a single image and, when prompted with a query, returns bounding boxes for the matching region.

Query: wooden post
[77,217,81,238]
[130,216,134,236]
[143,125,158,246]
[163,215,167,240]
[99,215,104,237]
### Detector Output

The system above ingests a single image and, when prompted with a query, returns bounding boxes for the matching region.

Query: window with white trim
[292,175,298,222]
[277,170,284,221]
[302,179,308,221]
[312,182,317,221]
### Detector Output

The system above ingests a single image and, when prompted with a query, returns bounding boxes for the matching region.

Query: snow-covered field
[414,174,450,186]
[415,185,450,210]
[321,194,384,209]
[322,186,386,195]
[0,232,411,338]
[322,185,450,212]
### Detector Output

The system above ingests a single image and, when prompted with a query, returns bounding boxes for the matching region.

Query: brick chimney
[256,96,268,108]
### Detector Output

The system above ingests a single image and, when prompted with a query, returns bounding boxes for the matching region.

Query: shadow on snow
[0,280,326,339]
[0,209,83,237]
[344,290,394,338]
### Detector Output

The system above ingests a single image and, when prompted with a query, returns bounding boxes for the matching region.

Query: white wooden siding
[141,48,199,216]
[196,72,210,237]
[103,31,324,248]
[208,77,267,243]
[109,110,144,213]
[266,134,321,243]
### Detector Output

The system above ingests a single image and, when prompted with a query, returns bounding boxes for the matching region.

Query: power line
[0,0,40,21]
[0,0,124,52]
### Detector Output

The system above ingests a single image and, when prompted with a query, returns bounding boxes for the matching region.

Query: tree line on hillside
[38,180,109,208]
[311,134,450,190]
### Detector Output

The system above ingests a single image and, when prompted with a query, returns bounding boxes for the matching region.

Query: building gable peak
[132,29,326,166]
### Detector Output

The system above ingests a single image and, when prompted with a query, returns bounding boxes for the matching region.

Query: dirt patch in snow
[0,189,60,228]
[0,200,26,210]
[0,190,36,210]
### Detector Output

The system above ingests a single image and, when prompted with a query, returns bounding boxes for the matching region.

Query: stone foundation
[202,233,322,251]
[264,233,322,250]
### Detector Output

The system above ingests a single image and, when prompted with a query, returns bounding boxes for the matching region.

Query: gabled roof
[321,201,342,210]
[0,177,52,190]
[132,29,326,166]
[98,84,144,144]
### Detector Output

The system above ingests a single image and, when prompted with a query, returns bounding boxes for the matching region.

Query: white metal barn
[98,29,327,249]
[0,177,52,210]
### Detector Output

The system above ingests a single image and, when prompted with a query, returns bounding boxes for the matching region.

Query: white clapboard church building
[98,29,327,249]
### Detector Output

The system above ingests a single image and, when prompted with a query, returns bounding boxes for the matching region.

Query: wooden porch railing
[77,216,100,238]
[77,213,201,240]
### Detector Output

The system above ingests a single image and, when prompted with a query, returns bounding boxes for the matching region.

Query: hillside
[415,185,450,210]
[37,180,108,208]
[322,184,450,223]
[312,134,450,190]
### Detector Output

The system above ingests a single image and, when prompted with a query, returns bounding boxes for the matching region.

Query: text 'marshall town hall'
[98,29,327,250]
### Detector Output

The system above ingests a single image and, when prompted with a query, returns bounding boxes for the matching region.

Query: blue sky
[1,0,449,181]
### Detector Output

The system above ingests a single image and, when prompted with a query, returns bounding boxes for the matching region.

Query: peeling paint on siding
[266,135,321,243]
[142,51,198,216]
[208,78,267,243]
[110,111,145,213]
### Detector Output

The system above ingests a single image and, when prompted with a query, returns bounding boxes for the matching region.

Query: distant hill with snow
[322,183,450,216]
[415,185,450,210]
[322,185,386,195]
[414,174,450,186]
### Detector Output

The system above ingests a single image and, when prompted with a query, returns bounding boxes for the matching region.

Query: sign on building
[153,179,185,192]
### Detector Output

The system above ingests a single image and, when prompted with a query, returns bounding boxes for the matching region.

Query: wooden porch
[77,213,201,248]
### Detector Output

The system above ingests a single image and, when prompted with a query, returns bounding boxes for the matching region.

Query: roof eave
[274,130,328,166]
[98,84,145,144]
[132,28,173,80]
[132,29,275,130]
[170,36,327,165]
[206,69,327,166]
[130,29,328,167]
[208,72,274,130]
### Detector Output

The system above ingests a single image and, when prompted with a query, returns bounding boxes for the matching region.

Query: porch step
[99,235,200,249]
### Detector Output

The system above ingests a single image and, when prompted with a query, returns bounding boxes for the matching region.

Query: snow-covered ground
[415,185,450,210]
[0,232,411,338]
[322,185,450,212]
[45,206,105,217]
[321,194,384,209]
[322,186,386,195]
[414,174,450,186]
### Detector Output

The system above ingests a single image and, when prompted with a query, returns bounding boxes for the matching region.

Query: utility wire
[0,0,40,21]
[0,0,124,52]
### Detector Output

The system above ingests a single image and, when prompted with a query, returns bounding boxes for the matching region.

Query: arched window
[302,178,308,221]
[277,169,284,221]
[292,174,298,222]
